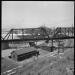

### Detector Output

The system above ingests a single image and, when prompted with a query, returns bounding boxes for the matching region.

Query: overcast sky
[2,1,74,29]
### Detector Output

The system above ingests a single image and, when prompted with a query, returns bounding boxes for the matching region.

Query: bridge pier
[1,42,9,50]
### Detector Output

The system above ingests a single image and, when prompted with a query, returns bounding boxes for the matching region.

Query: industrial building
[11,47,39,61]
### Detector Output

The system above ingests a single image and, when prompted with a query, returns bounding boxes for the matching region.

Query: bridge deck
[2,36,74,42]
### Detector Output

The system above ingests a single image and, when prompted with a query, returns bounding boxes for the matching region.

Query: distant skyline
[2,1,74,30]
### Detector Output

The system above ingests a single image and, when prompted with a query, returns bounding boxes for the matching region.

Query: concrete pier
[1,42,9,50]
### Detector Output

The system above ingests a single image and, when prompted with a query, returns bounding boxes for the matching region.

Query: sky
[2,1,74,30]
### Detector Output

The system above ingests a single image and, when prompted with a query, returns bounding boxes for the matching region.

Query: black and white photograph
[1,1,74,75]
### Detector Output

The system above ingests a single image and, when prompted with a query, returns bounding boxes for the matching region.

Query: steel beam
[1,36,74,43]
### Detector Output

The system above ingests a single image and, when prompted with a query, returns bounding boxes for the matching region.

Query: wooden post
[58,40,60,54]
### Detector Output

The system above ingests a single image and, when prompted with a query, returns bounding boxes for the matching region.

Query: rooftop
[11,47,37,55]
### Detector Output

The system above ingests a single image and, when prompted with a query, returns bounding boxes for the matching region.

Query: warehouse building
[11,47,39,61]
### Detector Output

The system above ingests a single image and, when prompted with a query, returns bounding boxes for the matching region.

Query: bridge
[1,26,74,50]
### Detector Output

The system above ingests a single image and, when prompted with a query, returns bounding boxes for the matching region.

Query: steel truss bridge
[1,26,74,50]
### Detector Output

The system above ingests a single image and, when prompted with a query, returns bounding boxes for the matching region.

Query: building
[11,47,39,61]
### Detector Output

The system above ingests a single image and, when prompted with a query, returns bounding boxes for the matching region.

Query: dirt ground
[1,39,74,75]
